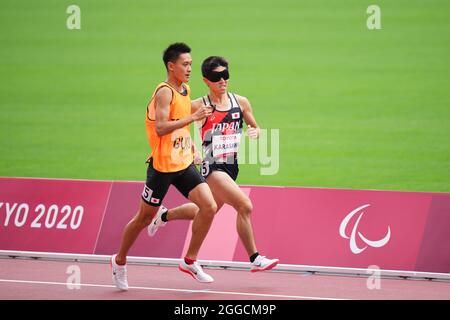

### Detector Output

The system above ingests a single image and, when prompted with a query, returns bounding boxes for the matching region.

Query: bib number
[201,161,210,177]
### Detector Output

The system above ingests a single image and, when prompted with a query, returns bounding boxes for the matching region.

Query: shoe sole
[148,224,157,237]
[178,265,214,283]
[148,219,166,237]
[148,218,159,236]
[251,260,279,273]
[148,207,168,237]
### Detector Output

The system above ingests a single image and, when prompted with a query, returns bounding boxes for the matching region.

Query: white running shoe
[251,255,279,273]
[179,260,214,283]
[110,254,128,291]
[148,205,168,237]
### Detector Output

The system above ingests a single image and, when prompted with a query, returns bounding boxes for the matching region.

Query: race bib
[212,133,241,157]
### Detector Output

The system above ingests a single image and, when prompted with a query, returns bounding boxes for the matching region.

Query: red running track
[0,258,449,300]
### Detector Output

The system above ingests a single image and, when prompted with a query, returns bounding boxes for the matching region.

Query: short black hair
[162,43,191,70]
[201,56,229,77]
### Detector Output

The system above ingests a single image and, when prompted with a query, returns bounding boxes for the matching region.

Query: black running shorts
[201,161,239,181]
[141,158,206,207]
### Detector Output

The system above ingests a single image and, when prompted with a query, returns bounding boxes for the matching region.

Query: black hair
[162,43,191,70]
[201,56,229,77]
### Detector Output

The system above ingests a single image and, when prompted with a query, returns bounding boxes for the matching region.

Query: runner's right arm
[155,88,211,136]
[191,98,209,128]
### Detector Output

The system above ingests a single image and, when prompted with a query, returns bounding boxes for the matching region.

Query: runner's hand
[191,106,213,121]
[247,125,260,139]
[194,150,203,165]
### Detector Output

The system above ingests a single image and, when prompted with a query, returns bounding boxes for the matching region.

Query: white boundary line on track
[1,250,449,281]
[0,279,345,300]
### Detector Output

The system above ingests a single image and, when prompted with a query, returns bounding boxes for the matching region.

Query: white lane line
[92,182,113,253]
[0,278,347,300]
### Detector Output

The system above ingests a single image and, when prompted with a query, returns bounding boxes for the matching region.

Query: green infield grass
[1,0,449,192]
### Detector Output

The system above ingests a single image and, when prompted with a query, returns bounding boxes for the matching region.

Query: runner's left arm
[237,95,260,139]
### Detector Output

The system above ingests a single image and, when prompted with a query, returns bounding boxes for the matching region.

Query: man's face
[204,65,228,94]
[168,53,192,83]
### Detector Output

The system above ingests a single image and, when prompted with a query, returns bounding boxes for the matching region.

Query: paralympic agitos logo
[339,204,391,254]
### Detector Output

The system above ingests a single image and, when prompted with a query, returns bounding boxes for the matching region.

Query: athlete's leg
[115,199,159,265]
[184,182,217,260]
[166,200,225,220]
[206,171,258,257]
[166,203,197,220]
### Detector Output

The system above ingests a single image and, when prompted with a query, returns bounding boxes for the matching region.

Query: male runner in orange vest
[148,56,279,273]
[111,43,218,290]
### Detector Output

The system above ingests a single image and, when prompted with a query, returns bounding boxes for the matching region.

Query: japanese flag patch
[150,197,160,204]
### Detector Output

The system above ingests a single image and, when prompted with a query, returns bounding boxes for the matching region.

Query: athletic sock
[161,211,168,222]
[250,252,260,263]
[184,257,196,265]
